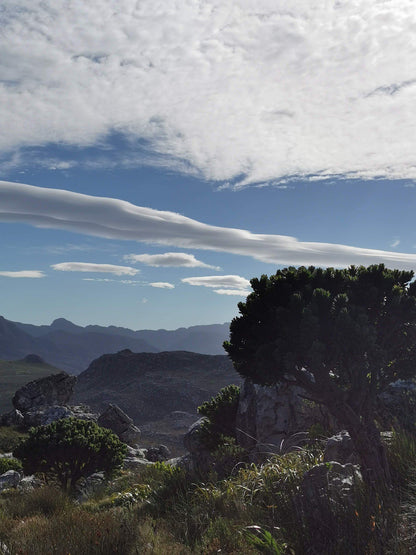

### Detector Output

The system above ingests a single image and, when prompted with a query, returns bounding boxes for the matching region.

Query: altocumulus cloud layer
[1,1,416,184]
[3,181,416,270]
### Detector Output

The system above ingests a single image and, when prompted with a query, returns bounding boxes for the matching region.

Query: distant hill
[0,316,230,374]
[0,355,62,413]
[73,349,241,454]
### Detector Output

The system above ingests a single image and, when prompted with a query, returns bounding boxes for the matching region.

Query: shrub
[0,426,27,453]
[197,385,240,450]
[0,457,22,474]
[13,418,127,491]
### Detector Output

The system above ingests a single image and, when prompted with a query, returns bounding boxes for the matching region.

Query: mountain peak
[50,318,82,332]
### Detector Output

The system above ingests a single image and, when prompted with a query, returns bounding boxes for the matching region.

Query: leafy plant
[13,418,127,491]
[0,456,22,474]
[197,384,240,450]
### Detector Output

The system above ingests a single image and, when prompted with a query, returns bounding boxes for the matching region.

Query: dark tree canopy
[224,265,416,486]
[14,418,127,491]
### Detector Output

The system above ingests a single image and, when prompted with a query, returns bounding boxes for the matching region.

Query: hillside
[73,349,241,453]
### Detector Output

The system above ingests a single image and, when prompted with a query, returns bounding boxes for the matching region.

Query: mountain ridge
[0,316,230,374]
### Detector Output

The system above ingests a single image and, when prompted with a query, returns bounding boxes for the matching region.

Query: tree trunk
[327,398,391,490]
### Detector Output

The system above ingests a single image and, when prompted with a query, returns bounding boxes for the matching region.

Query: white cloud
[5,181,416,270]
[0,270,45,278]
[1,2,416,184]
[390,239,400,248]
[150,282,175,289]
[124,252,220,269]
[182,275,250,290]
[213,288,251,296]
[52,262,139,276]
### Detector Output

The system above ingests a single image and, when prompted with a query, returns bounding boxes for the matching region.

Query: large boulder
[13,372,76,412]
[236,379,336,452]
[97,404,141,445]
[0,470,21,491]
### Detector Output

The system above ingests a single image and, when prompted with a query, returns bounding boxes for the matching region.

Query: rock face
[324,431,360,465]
[13,372,76,412]
[97,404,141,445]
[236,379,335,452]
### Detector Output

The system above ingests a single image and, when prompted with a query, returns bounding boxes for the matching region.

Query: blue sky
[1,1,416,330]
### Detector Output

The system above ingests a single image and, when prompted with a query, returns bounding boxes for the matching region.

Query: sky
[1,0,416,330]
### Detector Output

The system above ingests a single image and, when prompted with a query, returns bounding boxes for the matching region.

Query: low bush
[0,456,22,474]
[0,426,27,453]
[197,385,240,451]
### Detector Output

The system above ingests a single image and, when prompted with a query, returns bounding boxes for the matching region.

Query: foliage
[197,384,240,450]
[0,434,414,553]
[0,426,27,453]
[224,264,416,485]
[13,418,127,491]
[0,456,22,474]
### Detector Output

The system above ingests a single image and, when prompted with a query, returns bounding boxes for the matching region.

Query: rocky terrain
[0,316,230,374]
[73,349,241,453]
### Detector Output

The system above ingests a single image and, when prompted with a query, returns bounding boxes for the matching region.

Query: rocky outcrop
[324,430,359,465]
[13,372,76,412]
[236,379,335,453]
[97,404,141,445]
[1,409,24,427]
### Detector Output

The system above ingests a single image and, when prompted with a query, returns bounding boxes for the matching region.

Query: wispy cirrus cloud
[124,252,219,269]
[51,262,139,276]
[0,270,45,278]
[0,2,416,184]
[4,181,416,270]
[150,282,175,289]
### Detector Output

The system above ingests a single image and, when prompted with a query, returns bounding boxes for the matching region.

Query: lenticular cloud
[3,181,416,270]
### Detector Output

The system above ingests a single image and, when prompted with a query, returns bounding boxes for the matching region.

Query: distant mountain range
[0,316,230,374]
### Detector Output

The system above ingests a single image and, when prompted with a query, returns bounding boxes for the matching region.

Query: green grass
[0,358,61,413]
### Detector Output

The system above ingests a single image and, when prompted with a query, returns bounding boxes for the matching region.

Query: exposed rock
[17,475,42,492]
[299,461,363,546]
[1,409,24,427]
[324,430,360,465]
[98,404,141,445]
[23,405,74,427]
[22,404,97,428]
[13,372,76,413]
[183,417,209,453]
[146,445,171,462]
[236,379,336,452]
[123,456,153,470]
[0,470,21,491]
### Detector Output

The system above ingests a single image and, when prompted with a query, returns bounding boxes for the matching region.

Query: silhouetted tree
[224,265,416,487]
